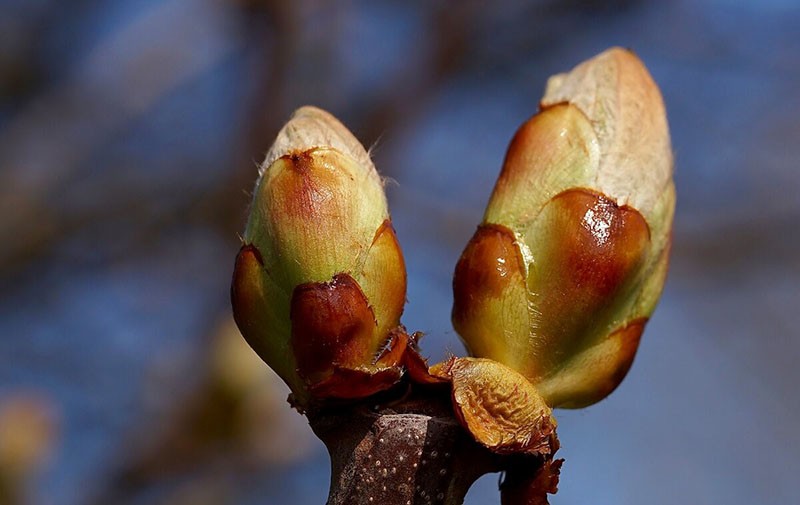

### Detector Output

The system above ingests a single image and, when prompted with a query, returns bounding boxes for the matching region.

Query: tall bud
[453,48,675,408]
[232,106,407,405]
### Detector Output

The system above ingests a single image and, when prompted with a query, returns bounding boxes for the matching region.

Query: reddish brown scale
[495,110,542,192]
[492,104,580,197]
[547,317,649,409]
[452,223,526,320]
[373,327,409,367]
[273,149,334,222]
[308,366,402,400]
[405,348,450,385]
[290,273,377,385]
[362,219,408,333]
[230,245,266,355]
[370,219,394,247]
[548,188,650,300]
[500,458,563,505]
[602,317,647,398]
[530,188,651,366]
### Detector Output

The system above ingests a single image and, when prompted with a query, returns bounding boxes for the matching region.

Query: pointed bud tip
[541,47,672,216]
[262,105,377,181]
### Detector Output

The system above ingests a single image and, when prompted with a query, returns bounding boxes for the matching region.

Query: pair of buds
[231,48,674,449]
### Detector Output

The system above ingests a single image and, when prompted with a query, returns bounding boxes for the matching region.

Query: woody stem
[308,393,501,505]
[307,387,559,505]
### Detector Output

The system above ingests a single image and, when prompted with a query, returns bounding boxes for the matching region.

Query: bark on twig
[308,387,559,505]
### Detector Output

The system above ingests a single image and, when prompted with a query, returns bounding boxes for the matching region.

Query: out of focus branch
[0,0,238,273]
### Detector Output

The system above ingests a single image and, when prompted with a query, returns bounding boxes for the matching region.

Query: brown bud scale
[290,273,378,385]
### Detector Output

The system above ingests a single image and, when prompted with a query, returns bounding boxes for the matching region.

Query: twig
[307,384,558,505]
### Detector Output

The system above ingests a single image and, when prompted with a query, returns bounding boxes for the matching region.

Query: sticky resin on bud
[231,106,407,407]
[453,48,675,408]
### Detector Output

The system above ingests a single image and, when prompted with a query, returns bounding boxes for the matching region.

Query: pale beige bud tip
[261,105,377,184]
[541,47,672,218]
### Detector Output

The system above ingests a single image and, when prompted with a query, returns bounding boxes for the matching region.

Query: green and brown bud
[453,48,675,408]
[231,106,407,406]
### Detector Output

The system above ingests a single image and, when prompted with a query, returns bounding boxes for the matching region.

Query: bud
[231,106,407,405]
[453,48,675,408]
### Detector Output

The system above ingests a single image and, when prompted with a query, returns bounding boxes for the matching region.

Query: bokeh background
[1,0,798,504]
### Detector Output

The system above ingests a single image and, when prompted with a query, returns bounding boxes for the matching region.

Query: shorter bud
[453,48,675,408]
[231,106,407,405]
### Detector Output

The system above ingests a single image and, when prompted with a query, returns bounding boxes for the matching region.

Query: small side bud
[232,106,407,406]
[453,48,675,408]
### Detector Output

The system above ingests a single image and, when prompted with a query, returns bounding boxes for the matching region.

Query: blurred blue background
[0,0,798,504]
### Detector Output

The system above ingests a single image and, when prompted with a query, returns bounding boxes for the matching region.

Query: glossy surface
[453,49,673,407]
[290,273,376,384]
[2,2,798,504]
[522,189,651,383]
[452,223,530,365]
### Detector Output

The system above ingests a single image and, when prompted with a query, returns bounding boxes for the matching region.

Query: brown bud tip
[231,244,265,338]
